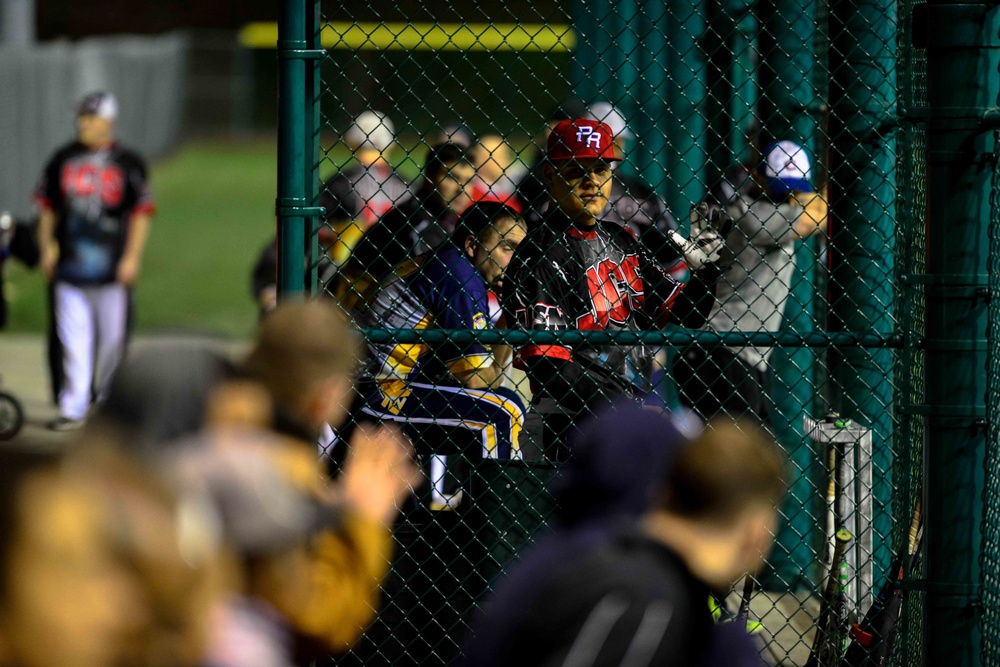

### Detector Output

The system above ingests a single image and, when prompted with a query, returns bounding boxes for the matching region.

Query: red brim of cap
[547,152,623,162]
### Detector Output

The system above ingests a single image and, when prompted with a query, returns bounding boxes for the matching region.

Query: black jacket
[502,209,719,412]
[459,522,764,667]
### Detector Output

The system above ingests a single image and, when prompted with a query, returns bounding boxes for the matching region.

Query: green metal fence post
[757,0,820,591]
[917,1,998,662]
[276,0,313,298]
[828,0,897,584]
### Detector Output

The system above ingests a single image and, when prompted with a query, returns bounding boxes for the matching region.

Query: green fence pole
[757,0,819,592]
[276,0,310,298]
[917,1,998,662]
[828,0,897,585]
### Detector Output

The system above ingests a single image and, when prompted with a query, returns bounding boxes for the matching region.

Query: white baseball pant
[52,281,129,419]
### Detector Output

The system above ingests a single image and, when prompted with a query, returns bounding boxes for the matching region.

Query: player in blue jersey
[352,201,528,509]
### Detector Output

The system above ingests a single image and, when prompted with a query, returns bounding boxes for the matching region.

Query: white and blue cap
[76,91,119,120]
[762,140,812,195]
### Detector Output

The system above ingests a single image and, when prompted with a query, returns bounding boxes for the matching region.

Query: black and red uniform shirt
[503,210,687,398]
[35,141,154,285]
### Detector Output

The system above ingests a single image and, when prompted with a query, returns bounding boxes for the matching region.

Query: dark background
[34,0,575,139]
[36,0,568,39]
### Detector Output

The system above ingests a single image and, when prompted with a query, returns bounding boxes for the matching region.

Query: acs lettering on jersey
[61,162,126,207]
[577,255,644,329]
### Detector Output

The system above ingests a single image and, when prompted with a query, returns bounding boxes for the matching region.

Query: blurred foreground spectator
[459,408,786,667]
[242,300,422,656]
[172,421,418,667]
[0,448,134,667]
[83,300,421,659]
[0,442,219,667]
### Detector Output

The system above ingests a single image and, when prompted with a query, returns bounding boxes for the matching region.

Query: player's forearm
[122,213,152,262]
[793,191,829,238]
[37,208,56,250]
[666,264,722,329]
[459,363,504,389]
[492,343,513,369]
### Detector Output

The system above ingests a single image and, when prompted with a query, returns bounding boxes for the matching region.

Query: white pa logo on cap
[575,126,602,149]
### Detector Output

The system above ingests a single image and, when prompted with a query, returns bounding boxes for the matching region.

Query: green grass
[4,140,281,339]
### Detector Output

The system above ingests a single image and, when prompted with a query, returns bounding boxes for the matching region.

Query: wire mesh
[893,0,926,663]
[982,17,1000,666]
[274,0,927,663]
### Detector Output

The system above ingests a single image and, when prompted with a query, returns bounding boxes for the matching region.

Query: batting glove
[665,203,732,270]
[667,228,724,270]
[689,201,734,239]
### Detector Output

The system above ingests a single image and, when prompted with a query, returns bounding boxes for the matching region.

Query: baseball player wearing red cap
[502,119,728,457]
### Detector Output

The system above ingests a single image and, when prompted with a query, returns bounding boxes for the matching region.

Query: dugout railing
[267,0,999,662]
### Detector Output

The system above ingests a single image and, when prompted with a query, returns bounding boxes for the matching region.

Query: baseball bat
[736,574,755,630]
[807,528,854,667]
[824,440,838,573]
[841,497,923,666]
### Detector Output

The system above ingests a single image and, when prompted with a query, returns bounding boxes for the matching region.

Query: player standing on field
[502,119,729,458]
[35,92,155,431]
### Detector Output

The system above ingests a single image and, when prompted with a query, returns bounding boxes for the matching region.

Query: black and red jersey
[502,209,716,403]
[35,141,154,285]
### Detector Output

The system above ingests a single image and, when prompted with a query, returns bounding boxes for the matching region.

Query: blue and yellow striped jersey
[356,242,493,390]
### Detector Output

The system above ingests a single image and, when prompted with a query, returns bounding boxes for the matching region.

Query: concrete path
[0,333,247,447]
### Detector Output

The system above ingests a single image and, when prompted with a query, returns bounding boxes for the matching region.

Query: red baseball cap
[546,119,622,163]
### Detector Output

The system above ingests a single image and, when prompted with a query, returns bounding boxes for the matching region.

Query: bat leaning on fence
[840,496,923,667]
[735,574,755,629]
[807,528,853,667]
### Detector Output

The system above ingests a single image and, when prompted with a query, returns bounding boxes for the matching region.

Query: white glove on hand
[667,228,724,271]
[667,203,732,270]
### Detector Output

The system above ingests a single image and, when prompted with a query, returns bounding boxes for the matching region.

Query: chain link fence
[268,0,947,663]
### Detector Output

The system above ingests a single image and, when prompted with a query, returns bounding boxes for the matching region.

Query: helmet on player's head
[345,110,395,153]
[546,119,622,163]
[76,91,118,121]
[585,102,633,141]
[761,140,813,196]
